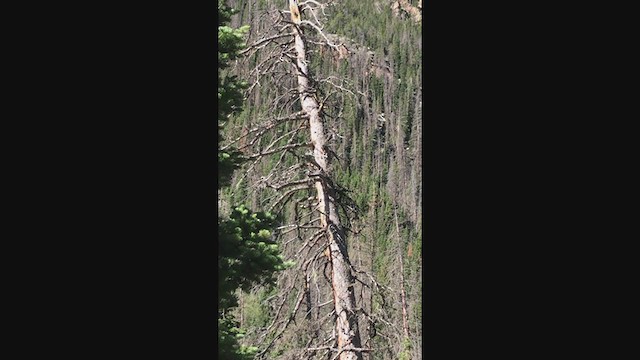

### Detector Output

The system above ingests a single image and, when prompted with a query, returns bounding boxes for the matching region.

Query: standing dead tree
[288,1,364,359]
[221,1,393,359]
[393,206,410,340]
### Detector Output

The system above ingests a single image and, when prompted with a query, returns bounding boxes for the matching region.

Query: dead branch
[299,1,328,29]
[257,286,307,358]
[259,272,301,341]
[306,346,333,352]
[244,142,311,160]
[296,230,327,260]
[221,111,308,151]
[258,121,307,155]
[266,178,314,191]
[245,112,306,150]
[253,127,308,189]
[240,32,295,56]
[300,20,342,50]
[317,76,365,97]
[276,221,322,232]
[348,263,395,294]
[269,185,313,212]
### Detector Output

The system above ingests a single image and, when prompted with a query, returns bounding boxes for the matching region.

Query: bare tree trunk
[291,7,363,359]
[394,206,410,338]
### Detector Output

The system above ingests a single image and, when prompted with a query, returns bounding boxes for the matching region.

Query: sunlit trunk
[292,19,363,360]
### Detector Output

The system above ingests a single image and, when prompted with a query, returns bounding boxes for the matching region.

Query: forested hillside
[219,1,422,359]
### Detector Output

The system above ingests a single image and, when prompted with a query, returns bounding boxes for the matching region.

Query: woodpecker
[289,0,301,24]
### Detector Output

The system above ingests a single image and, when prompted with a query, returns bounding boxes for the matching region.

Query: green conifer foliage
[217,2,291,358]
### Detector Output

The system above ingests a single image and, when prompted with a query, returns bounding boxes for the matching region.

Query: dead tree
[393,205,410,339]
[289,6,364,360]
[222,1,393,359]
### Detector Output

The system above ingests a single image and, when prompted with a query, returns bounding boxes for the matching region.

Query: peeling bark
[291,17,363,360]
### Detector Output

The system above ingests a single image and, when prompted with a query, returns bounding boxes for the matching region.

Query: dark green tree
[218,1,290,359]
[218,0,247,187]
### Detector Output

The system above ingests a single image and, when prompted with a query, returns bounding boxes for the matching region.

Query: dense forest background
[219,0,422,358]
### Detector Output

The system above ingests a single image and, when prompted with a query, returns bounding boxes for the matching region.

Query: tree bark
[291,15,363,360]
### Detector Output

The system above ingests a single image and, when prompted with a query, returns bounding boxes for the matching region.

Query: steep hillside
[220,1,422,358]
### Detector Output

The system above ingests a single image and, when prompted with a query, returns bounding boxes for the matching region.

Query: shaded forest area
[219,1,422,359]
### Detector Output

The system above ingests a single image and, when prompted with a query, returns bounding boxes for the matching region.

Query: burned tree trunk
[291,5,363,360]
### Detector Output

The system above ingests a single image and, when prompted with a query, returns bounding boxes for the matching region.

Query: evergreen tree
[218,2,290,358]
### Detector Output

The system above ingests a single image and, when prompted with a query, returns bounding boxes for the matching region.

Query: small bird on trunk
[289,0,301,24]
